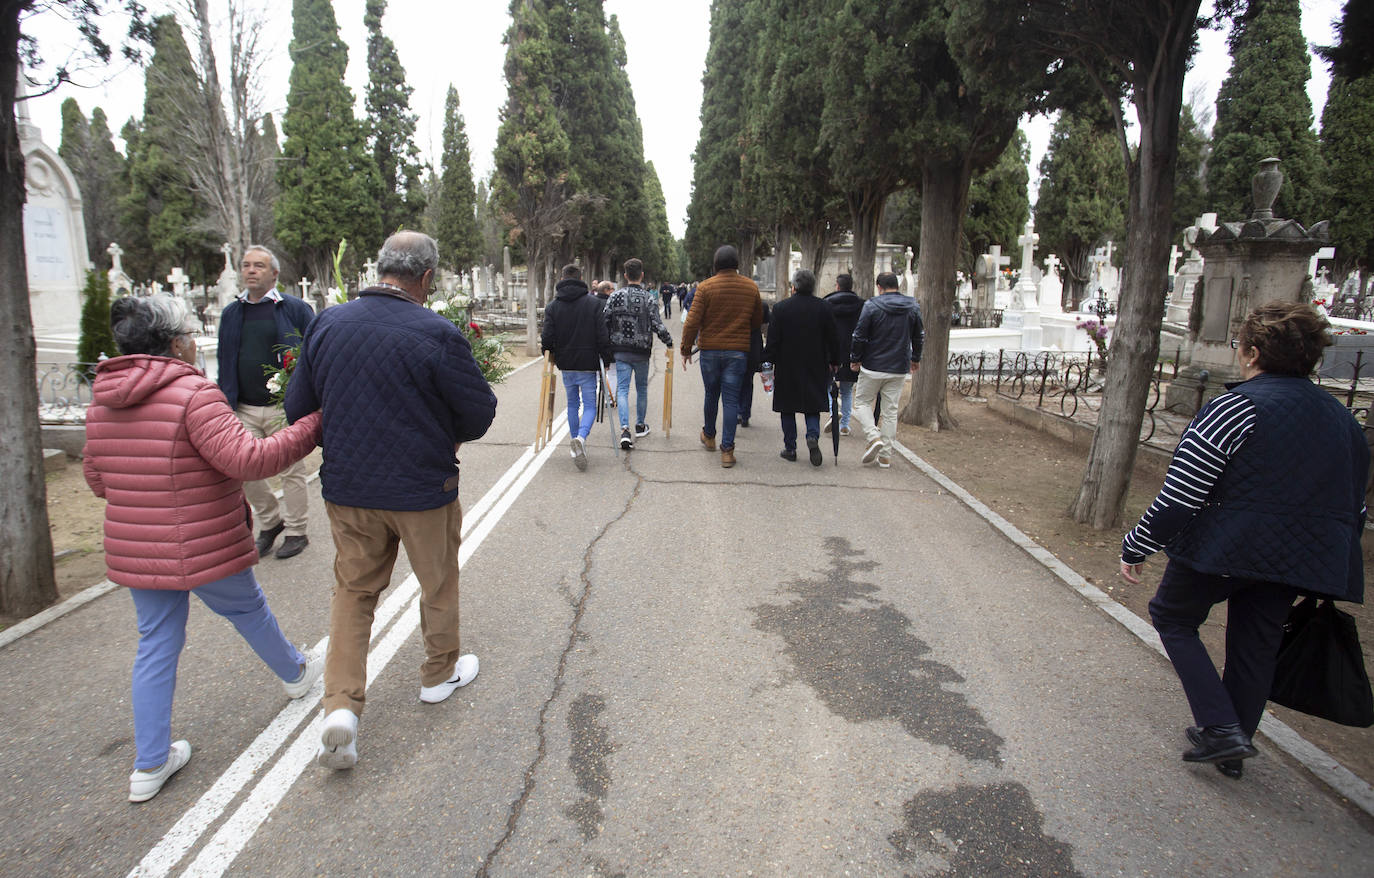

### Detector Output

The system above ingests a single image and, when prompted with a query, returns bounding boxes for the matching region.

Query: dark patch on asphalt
[751,536,1004,765]
[565,692,613,840]
[99,737,129,758]
[888,783,1082,877]
[592,859,626,878]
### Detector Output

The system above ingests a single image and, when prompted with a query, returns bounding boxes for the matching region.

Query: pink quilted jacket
[83,355,322,590]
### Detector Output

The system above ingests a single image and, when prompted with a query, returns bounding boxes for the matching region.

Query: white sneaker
[317,708,358,770]
[571,436,588,471]
[129,740,192,802]
[822,417,834,435]
[861,438,883,464]
[283,647,324,699]
[878,454,892,469]
[839,426,851,437]
[419,653,479,704]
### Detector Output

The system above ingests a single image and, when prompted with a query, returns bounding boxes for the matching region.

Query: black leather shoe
[255,522,286,557]
[274,535,308,559]
[1187,727,1246,777]
[1182,723,1257,763]
[780,449,797,461]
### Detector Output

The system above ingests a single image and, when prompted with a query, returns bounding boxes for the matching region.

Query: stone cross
[299,276,311,301]
[221,242,234,272]
[1168,245,1182,275]
[1310,246,1336,279]
[1043,253,1060,278]
[107,242,124,274]
[166,267,188,297]
[364,259,379,287]
[980,244,1010,280]
[1017,221,1039,275]
[1090,247,1109,285]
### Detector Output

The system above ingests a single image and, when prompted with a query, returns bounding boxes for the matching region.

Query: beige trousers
[234,404,309,536]
[852,371,905,456]
[322,499,464,716]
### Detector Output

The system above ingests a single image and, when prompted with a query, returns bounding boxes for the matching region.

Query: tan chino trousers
[322,499,464,717]
[235,404,310,536]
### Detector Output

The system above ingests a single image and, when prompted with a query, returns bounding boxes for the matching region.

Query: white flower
[267,373,284,394]
[452,295,471,309]
[430,301,446,312]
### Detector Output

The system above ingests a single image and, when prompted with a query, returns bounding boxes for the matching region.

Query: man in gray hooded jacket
[849,271,923,468]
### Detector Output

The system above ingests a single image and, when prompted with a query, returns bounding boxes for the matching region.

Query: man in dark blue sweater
[285,231,498,770]
[217,246,316,559]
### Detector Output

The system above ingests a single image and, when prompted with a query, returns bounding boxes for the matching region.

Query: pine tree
[276,0,381,283]
[364,0,425,237]
[1034,113,1128,310]
[437,85,481,273]
[1206,0,1327,225]
[1321,71,1374,275]
[76,269,116,373]
[120,16,216,279]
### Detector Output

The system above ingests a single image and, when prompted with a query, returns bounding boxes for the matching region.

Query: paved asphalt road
[3,339,1372,877]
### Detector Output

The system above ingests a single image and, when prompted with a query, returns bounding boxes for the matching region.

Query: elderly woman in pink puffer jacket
[84,295,323,803]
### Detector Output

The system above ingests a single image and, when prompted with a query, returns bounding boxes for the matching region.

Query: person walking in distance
[681,245,764,468]
[765,269,840,465]
[285,232,498,770]
[216,246,316,559]
[542,264,611,470]
[823,273,863,437]
[850,271,923,469]
[604,258,674,450]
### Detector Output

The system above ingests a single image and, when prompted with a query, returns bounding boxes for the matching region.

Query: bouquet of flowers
[429,297,512,385]
[1076,318,1110,369]
[263,341,302,408]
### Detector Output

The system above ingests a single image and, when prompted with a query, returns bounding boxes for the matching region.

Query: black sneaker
[620,428,634,450]
[634,423,650,438]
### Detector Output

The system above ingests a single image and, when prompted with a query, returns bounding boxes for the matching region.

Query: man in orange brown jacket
[681,245,764,468]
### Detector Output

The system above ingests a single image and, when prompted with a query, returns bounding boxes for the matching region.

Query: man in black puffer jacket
[850,271,923,469]
[823,273,863,437]
[542,263,611,470]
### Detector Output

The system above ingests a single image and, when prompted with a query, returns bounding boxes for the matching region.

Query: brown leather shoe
[700,430,716,451]
[720,446,736,468]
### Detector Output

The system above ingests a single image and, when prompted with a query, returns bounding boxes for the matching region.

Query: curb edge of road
[1,357,548,651]
[891,438,1374,820]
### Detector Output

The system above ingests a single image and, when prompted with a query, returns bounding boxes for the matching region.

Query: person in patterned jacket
[603,257,674,450]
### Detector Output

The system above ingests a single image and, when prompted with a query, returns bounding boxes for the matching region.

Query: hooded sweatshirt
[542,278,611,371]
[83,354,321,590]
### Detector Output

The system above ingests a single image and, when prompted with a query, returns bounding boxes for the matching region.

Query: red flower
[282,350,296,371]
[468,321,483,339]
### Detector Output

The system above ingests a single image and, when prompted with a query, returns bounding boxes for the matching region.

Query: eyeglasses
[1229,338,1239,350]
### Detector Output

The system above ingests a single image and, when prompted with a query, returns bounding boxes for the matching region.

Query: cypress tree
[364,0,425,237]
[1172,103,1212,241]
[642,160,672,280]
[1320,71,1374,275]
[437,85,482,273]
[1206,0,1327,225]
[963,130,1030,280]
[120,16,216,279]
[1033,113,1127,311]
[76,269,116,373]
[276,0,381,283]
[685,0,760,277]
[249,113,280,246]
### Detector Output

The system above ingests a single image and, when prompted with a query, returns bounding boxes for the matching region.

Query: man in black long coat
[763,269,840,465]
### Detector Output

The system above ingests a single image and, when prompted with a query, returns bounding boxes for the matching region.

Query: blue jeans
[738,372,755,422]
[699,350,748,450]
[837,382,854,430]
[615,358,650,429]
[562,371,598,440]
[780,413,822,451]
[129,568,303,769]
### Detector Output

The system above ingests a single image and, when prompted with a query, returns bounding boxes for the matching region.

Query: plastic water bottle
[761,362,775,394]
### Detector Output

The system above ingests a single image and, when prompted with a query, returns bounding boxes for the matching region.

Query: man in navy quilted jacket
[285,231,498,770]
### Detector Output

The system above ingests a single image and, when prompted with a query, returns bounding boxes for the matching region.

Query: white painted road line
[891,437,1374,819]
[129,414,568,878]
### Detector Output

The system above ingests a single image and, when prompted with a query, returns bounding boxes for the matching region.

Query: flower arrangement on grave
[1076,318,1110,370]
[429,296,512,385]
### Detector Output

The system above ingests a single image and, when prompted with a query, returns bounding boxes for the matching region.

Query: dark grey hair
[111,294,193,357]
[243,245,280,273]
[377,231,440,281]
[791,269,817,296]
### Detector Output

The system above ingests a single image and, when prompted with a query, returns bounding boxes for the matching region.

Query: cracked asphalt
[1,338,1372,877]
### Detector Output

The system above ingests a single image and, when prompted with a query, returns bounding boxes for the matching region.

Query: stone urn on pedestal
[1164,158,1329,415]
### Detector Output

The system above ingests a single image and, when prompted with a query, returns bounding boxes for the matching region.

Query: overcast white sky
[22,0,1343,239]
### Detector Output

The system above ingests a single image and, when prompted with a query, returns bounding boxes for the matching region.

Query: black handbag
[1269,597,1374,728]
